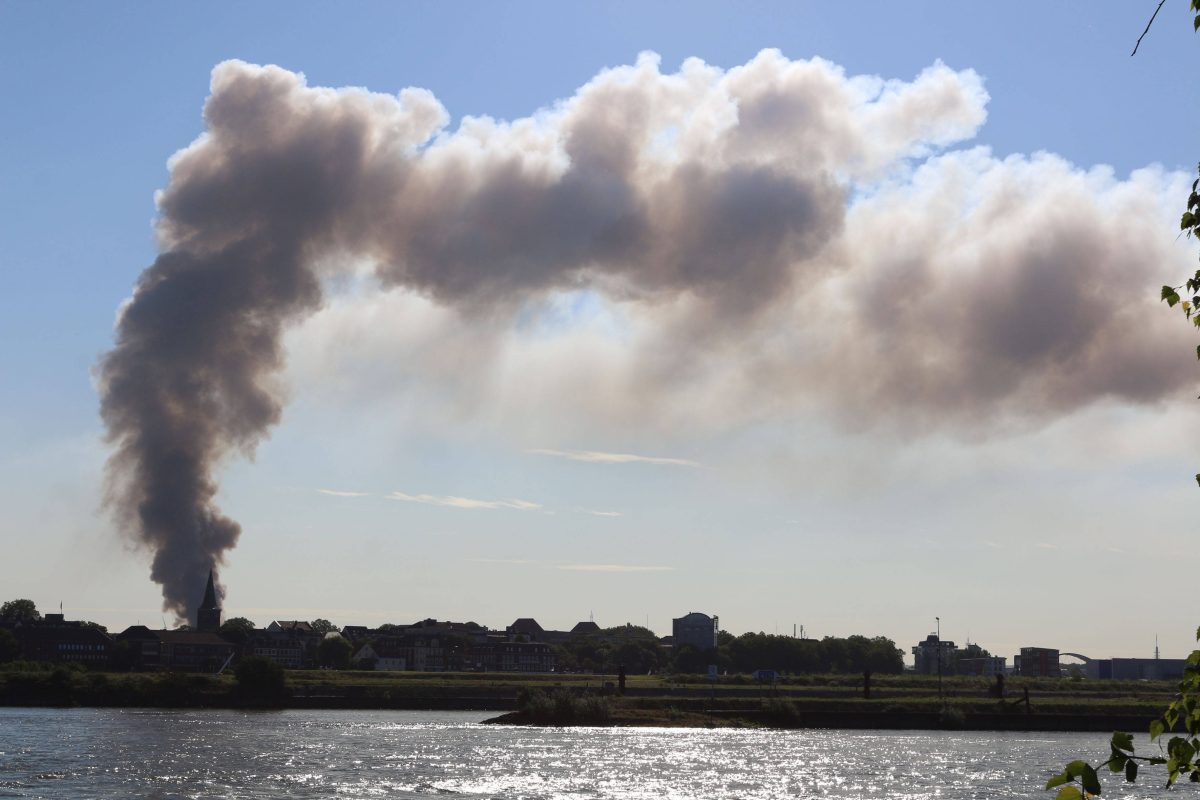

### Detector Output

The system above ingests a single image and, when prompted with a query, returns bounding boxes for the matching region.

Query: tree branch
[1133,0,1168,56]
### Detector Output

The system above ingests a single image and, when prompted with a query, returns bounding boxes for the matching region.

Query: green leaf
[1046,772,1071,789]
[1065,760,1089,779]
[1151,719,1165,740]
[1125,760,1138,782]
[1111,731,1134,752]
[1193,14,1200,31]
[1055,787,1082,800]
[1107,754,1126,773]
[1080,764,1102,796]
[1162,286,1181,307]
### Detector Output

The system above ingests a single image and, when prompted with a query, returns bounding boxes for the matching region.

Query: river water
[0,708,1176,798]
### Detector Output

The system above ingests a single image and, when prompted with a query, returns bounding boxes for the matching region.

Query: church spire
[200,569,218,610]
[196,569,222,633]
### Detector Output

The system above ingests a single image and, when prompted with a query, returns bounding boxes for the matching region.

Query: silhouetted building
[1016,647,1060,677]
[957,656,1006,676]
[672,612,718,651]
[506,618,545,641]
[351,643,406,671]
[247,629,305,668]
[1087,657,1187,681]
[911,635,956,675]
[570,621,601,636]
[115,626,236,672]
[196,570,221,634]
[11,613,111,666]
[472,640,556,672]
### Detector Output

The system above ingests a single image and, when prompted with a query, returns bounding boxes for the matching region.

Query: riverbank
[0,667,1181,732]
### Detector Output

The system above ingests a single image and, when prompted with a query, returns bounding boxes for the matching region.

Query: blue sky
[2,3,1198,661]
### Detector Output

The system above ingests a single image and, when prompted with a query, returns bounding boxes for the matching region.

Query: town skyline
[2,4,1199,665]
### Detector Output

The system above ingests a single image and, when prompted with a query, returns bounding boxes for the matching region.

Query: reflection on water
[0,708,1172,798]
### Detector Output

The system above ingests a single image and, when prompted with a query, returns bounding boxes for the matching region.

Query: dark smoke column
[98,238,322,621]
[96,63,338,622]
[95,56,864,621]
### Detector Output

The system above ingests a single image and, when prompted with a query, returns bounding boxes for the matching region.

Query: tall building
[1016,647,1059,677]
[911,634,956,675]
[672,612,719,651]
[196,569,222,634]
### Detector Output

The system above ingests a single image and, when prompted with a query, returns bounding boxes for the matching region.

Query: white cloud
[529,448,698,467]
[580,509,623,518]
[387,491,542,511]
[556,564,674,573]
[316,489,370,498]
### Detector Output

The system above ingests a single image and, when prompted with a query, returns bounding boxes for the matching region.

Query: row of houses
[1,576,723,674]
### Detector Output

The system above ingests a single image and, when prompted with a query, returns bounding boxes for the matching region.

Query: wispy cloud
[1036,542,1060,550]
[556,564,674,573]
[470,558,536,565]
[388,492,541,511]
[580,508,623,518]
[317,488,370,498]
[529,448,698,467]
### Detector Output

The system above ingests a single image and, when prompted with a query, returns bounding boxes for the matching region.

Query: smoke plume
[99,51,1191,619]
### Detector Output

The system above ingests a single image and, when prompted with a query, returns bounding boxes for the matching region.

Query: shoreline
[0,668,1181,733]
[0,696,1179,733]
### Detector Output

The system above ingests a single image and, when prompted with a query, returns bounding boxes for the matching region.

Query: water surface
[0,708,1174,798]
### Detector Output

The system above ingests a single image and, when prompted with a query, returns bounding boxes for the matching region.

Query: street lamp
[936,616,942,703]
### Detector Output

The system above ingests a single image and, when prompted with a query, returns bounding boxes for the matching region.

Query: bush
[939,705,967,729]
[761,697,802,727]
[233,656,287,706]
[518,688,610,725]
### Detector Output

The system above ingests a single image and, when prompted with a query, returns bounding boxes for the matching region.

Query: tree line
[556,626,904,675]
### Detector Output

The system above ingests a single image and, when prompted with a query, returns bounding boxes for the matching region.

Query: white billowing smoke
[99,50,1192,618]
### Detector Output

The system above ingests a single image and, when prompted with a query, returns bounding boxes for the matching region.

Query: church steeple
[196,569,222,633]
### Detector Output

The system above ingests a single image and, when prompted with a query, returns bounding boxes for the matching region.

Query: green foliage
[317,635,352,669]
[219,617,256,645]
[517,687,611,725]
[0,599,40,624]
[761,697,802,727]
[233,656,287,705]
[702,632,904,676]
[1049,10,1200,793]
[1047,629,1200,793]
[0,629,18,663]
[310,618,336,634]
[555,627,669,674]
[938,705,967,730]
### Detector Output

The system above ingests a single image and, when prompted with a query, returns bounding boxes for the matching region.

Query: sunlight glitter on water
[0,709,1176,799]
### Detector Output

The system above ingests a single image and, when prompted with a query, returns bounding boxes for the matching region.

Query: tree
[219,617,257,645]
[1046,8,1200,794]
[310,618,336,634]
[233,655,287,705]
[317,634,352,669]
[0,599,40,625]
[0,628,18,663]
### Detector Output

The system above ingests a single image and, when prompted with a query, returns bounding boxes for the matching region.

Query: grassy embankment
[0,665,1181,731]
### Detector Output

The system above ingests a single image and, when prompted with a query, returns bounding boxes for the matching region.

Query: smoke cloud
[98,50,1191,619]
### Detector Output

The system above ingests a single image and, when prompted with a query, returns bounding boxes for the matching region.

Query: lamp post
[936,616,942,703]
